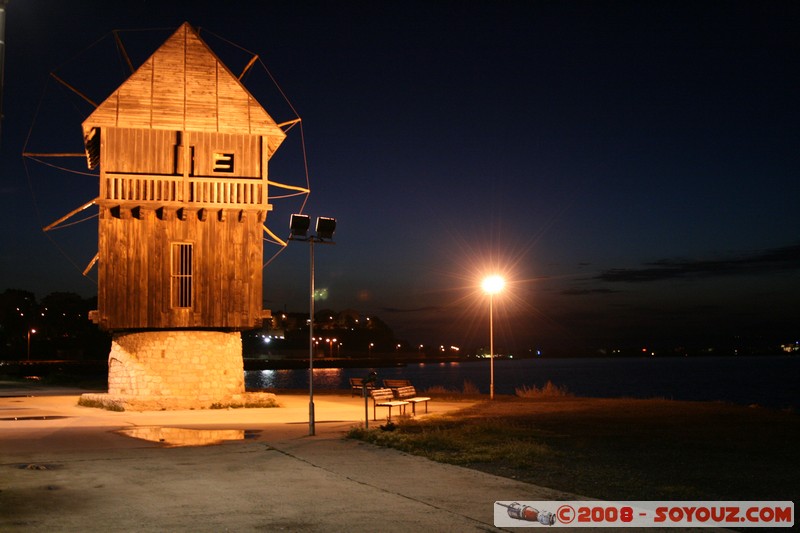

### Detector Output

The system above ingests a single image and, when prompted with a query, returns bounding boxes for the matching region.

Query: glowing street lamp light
[482,275,505,295]
[482,275,505,399]
[289,214,337,436]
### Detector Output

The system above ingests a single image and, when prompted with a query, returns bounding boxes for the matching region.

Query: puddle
[115,427,260,447]
[0,415,71,421]
[286,420,349,424]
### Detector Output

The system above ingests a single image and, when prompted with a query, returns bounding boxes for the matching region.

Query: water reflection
[116,427,258,447]
[247,368,343,390]
[313,368,343,388]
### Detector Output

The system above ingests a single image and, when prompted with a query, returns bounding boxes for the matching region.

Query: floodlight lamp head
[315,217,336,240]
[289,214,310,237]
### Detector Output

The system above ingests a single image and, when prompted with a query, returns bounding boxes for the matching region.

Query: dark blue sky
[2,1,799,353]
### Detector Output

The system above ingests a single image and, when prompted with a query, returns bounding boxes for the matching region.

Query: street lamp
[326,337,337,358]
[27,328,36,361]
[289,214,337,436]
[481,275,505,399]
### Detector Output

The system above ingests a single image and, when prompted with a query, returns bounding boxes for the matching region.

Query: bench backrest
[383,379,412,389]
[370,388,396,402]
[396,386,417,398]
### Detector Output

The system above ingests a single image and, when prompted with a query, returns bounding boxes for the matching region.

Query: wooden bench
[395,386,431,415]
[350,377,376,397]
[369,388,409,421]
[382,379,412,393]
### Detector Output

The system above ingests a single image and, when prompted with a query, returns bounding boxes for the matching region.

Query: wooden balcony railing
[102,173,265,207]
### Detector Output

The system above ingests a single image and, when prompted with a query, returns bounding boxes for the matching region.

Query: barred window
[171,243,193,308]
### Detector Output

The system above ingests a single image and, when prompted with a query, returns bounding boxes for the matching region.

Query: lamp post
[481,275,505,399]
[27,328,36,361]
[289,214,337,436]
[326,337,337,358]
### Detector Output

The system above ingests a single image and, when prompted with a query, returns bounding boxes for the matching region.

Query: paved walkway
[0,384,579,532]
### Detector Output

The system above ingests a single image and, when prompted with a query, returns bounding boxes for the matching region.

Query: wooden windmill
[82,22,292,331]
[42,23,305,409]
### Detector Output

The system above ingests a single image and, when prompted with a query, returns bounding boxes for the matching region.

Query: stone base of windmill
[79,330,277,411]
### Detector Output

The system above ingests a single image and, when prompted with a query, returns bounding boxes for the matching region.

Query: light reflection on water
[116,427,256,447]
[248,368,343,390]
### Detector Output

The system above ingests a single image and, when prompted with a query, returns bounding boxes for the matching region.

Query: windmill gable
[83,22,285,150]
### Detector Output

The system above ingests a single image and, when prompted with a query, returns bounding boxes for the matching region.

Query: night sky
[2,1,799,354]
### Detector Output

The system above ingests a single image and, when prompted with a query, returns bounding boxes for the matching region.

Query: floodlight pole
[289,214,336,437]
[308,237,316,436]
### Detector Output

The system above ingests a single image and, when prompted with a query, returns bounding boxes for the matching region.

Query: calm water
[245,355,800,411]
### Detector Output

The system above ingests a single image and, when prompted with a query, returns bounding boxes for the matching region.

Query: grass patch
[349,415,553,467]
[347,396,800,502]
[515,380,571,398]
[422,380,484,398]
[77,396,125,411]
[209,397,280,409]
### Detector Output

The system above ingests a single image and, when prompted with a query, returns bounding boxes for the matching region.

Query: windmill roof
[82,22,286,152]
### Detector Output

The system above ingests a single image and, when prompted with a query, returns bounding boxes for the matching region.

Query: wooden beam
[263,225,287,247]
[82,253,99,276]
[267,179,310,194]
[43,198,97,231]
[50,73,98,108]
[238,54,259,81]
[276,118,302,129]
[23,152,86,158]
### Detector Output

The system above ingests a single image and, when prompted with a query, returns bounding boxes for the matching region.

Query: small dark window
[213,152,235,173]
[171,243,193,308]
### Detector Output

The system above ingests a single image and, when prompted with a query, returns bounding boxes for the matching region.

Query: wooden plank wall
[187,131,261,178]
[102,128,261,178]
[97,209,264,330]
[104,128,176,174]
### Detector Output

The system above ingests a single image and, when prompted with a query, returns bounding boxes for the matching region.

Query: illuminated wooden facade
[82,23,285,330]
